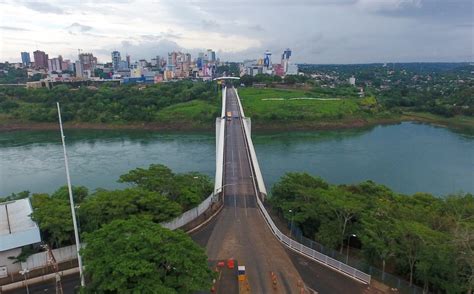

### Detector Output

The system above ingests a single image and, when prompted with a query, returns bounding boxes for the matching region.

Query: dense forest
[270,173,473,293]
[0,80,218,123]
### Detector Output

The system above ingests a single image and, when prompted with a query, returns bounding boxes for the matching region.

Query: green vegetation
[21,164,213,247]
[299,62,473,118]
[270,173,473,293]
[0,64,29,84]
[0,80,218,125]
[238,87,393,128]
[0,163,215,291]
[0,64,471,132]
[82,217,214,293]
[119,164,213,211]
[240,73,309,86]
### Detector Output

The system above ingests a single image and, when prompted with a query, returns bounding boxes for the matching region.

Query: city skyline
[0,0,472,64]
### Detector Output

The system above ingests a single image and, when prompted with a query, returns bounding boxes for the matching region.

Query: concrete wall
[214,86,226,195]
[0,248,21,276]
[214,118,225,195]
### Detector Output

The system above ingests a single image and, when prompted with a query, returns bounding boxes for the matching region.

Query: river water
[0,122,472,197]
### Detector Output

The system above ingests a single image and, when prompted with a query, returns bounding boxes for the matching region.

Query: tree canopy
[82,217,214,293]
[119,164,213,210]
[270,172,473,293]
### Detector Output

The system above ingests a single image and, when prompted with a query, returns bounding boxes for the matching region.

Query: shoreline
[0,114,472,133]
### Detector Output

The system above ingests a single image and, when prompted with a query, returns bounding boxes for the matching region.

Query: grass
[238,87,364,122]
[154,100,219,126]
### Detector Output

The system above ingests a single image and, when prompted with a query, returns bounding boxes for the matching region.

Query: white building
[0,199,41,278]
[286,63,298,75]
[349,76,356,86]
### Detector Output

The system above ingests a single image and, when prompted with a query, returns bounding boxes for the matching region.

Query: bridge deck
[195,87,303,293]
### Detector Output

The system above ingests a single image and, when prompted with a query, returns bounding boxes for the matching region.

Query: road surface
[194,87,305,293]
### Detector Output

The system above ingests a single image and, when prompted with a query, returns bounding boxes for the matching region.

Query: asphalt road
[193,87,305,294]
[4,273,80,294]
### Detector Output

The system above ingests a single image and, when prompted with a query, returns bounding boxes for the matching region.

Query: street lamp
[19,268,29,294]
[346,234,357,264]
[289,209,294,239]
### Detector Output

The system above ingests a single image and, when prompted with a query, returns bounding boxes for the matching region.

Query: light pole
[346,234,357,264]
[289,209,294,238]
[19,268,29,294]
[57,102,85,287]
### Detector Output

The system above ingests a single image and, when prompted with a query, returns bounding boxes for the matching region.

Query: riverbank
[401,112,474,133]
[0,120,214,132]
[1,114,472,133]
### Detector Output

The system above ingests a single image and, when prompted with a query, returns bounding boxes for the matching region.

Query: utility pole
[57,102,85,287]
[346,234,357,264]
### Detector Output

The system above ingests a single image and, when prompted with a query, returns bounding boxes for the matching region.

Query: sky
[0,0,472,64]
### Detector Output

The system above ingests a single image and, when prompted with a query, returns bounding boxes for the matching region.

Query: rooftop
[0,198,41,252]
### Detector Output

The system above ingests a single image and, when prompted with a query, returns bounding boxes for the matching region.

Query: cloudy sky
[0,0,472,64]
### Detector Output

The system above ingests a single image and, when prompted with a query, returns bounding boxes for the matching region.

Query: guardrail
[256,195,371,284]
[234,86,371,285]
[160,193,214,231]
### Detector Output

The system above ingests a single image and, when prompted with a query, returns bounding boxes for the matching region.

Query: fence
[160,193,214,230]
[255,195,372,284]
[20,245,77,270]
[285,219,425,294]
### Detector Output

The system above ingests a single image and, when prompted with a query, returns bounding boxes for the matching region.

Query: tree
[360,208,396,280]
[82,217,215,293]
[318,187,364,253]
[119,164,213,210]
[79,188,181,232]
[393,220,436,286]
[30,193,73,247]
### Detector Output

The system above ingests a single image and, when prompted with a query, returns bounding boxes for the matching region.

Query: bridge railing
[255,194,371,284]
[233,87,371,285]
[160,193,214,231]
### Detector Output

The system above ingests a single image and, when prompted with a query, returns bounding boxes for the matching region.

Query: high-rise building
[21,52,31,66]
[62,59,73,72]
[111,51,121,71]
[207,49,216,62]
[33,50,48,70]
[126,55,131,67]
[47,55,63,72]
[263,50,272,69]
[76,52,97,78]
[281,48,291,73]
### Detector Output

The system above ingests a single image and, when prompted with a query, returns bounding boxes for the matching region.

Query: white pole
[56,102,85,287]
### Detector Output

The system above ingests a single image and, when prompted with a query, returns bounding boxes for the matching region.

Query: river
[0,122,472,197]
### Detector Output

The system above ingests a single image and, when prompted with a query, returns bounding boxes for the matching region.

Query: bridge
[191,85,373,293]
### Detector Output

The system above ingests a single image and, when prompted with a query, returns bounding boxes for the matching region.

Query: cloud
[109,39,182,60]
[1,0,472,63]
[0,26,30,31]
[201,19,220,28]
[357,0,473,23]
[19,1,66,14]
[248,24,264,32]
[66,23,93,35]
